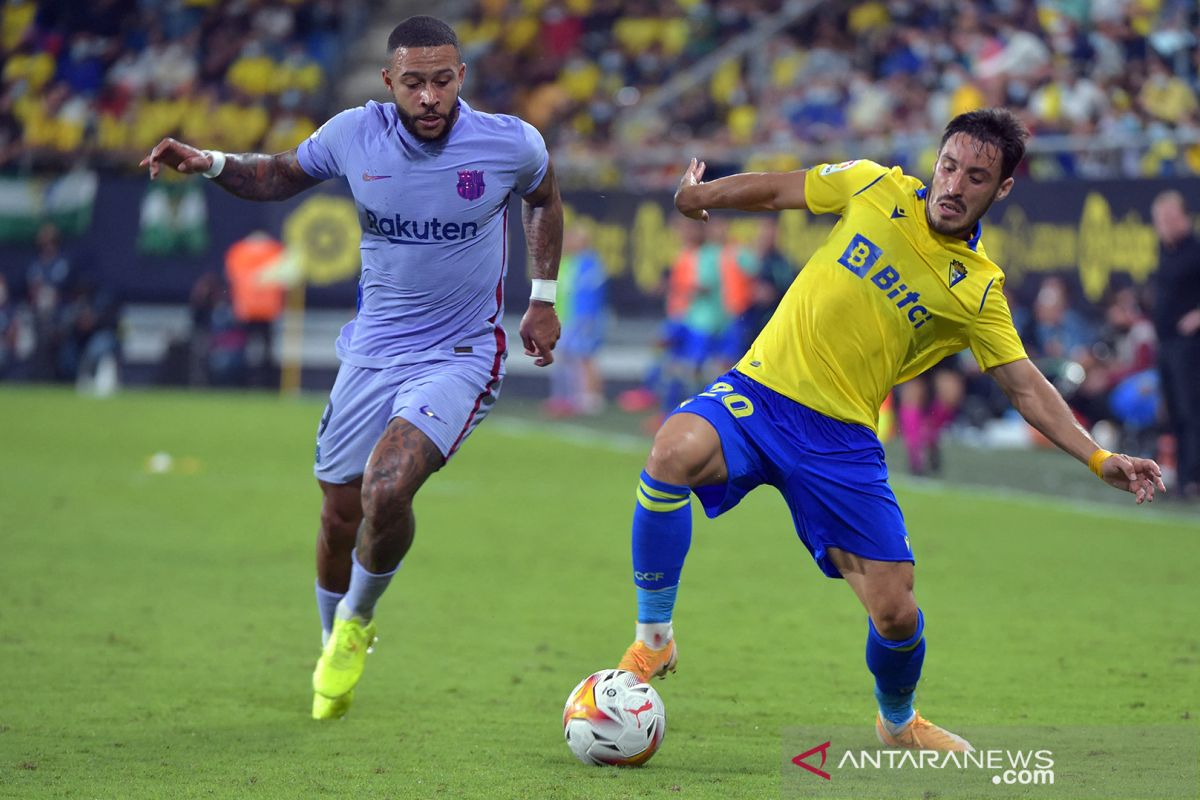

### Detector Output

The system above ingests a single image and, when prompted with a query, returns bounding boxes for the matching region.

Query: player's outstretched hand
[139,138,213,179]
[520,301,560,367]
[674,158,709,222]
[1100,453,1167,504]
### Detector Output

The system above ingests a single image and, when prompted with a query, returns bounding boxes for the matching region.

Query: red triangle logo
[792,740,832,780]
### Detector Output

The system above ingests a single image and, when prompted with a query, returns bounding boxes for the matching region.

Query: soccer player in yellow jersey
[616,109,1166,751]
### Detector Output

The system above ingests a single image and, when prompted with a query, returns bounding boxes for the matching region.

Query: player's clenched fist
[139,138,213,180]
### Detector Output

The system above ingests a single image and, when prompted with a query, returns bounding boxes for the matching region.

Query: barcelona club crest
[948,259,967,288]
[457,169,486,201]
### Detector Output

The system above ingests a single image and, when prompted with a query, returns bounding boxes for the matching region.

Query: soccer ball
[562,669,666,766]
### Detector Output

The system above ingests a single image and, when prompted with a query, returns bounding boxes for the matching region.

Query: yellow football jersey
[736,159,1027,430]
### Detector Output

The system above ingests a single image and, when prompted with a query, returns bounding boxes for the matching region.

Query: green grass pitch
[1,387,1196,799]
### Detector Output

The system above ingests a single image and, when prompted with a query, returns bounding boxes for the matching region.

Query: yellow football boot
[313,615,377,699]
[312,690,354,720]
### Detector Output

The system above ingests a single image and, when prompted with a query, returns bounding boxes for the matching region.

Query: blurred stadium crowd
[457,0,1200,186]
[0,0,364,171]
[0,1,1196,179]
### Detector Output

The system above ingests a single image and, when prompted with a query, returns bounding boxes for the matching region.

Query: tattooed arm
[518,160,564,367]
[139,138,322,201]
[522,160,564,283]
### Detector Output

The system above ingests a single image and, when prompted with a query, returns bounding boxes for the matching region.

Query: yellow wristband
[1088,449,1114,478]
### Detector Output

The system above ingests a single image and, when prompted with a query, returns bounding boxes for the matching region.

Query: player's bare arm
[674,158,809,222]
[140,138,322,201]
[519,160,563,367]
[989,358,1166,503]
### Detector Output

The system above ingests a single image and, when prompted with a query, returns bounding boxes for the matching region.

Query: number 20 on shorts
[699,382,755,418]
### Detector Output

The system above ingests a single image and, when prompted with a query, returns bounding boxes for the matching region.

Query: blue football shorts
[314,352,504,484]
[670,369,913,578]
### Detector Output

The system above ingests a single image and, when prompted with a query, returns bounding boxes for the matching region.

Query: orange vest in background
[720,244,754,316]
[225,235,285,322]
[667,248,697,320]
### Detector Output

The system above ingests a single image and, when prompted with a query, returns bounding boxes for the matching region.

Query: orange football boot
[875,711,974,752]
[618,638,677,682]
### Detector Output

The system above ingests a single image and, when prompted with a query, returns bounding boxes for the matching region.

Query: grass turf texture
[1,386,1196,799]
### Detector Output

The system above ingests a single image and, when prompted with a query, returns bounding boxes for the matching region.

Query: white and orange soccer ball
[562,669,666,766]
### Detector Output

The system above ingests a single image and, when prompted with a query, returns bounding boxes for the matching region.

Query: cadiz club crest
[948,259,967,288]
[457,170,486,200]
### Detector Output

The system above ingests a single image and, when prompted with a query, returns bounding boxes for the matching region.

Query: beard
[396,101,459,143]
[925,195,989,240]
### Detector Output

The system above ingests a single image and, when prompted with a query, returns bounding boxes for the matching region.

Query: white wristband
[530,279,557,304]
[201,150,226,179]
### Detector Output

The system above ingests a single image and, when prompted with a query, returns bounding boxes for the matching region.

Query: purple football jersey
[297,99,549,368]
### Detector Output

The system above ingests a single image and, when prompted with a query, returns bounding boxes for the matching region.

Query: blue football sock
[315,581,345,643]
[866,609,926,726]
[632,470,692,624]
[340,548,399,621]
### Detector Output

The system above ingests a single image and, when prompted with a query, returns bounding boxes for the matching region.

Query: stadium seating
[0,0,362,171]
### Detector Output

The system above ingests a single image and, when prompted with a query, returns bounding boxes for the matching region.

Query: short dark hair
[940,108,1029,181]
[387,15,460,58]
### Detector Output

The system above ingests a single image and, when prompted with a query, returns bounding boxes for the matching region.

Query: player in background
[615,108,1165,751]
[545,224,606,416]
[141,16,563,720]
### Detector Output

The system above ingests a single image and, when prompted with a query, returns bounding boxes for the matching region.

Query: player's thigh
[646,411,728,487]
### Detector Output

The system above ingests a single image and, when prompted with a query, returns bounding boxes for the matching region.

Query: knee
[646,432,706,486]
[871,602,920,642]
[318,482,362,543]
[319,501,360,540]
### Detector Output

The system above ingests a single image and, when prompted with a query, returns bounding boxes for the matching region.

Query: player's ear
[994,176,1014,201]
[381,66,393,91]
[458,61,466,86]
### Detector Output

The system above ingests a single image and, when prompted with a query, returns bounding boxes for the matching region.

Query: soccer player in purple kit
[141,16,564,719]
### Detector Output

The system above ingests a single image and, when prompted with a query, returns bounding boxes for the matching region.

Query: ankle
[636,622,673,649]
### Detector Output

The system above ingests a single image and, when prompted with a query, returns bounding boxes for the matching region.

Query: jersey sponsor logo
[634,571,665,582]
[838,234,933,330]
[363,209,480,243]
[819,160,858,175]
[838,233,883,278]
[361,171,391,181]
[419,405,442,421]
[456,169,486,200]
[948,259,967,288]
